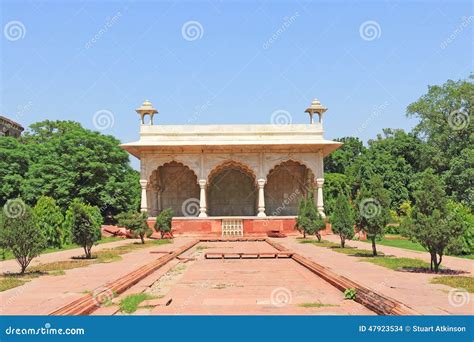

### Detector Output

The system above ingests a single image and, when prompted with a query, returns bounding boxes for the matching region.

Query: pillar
[140,179,148,214]
[198,179,207,217]
[257,178,266,217]
[316,178,325,218]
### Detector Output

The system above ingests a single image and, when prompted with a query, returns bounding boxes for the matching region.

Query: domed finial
[135,100,158,125]
[305,98,327,124]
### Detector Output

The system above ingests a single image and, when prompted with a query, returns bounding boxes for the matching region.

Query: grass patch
[360,235,474,260]
[298,302,337,308]
[431,276,474,293]
[48,270,66,276]
[0,278,27,292]
[0,236,124,261]
[361,256,430,271]
[299,239,340,248]
[120,293,157,314]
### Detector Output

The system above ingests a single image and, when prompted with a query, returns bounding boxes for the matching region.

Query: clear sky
[1,0,472,169]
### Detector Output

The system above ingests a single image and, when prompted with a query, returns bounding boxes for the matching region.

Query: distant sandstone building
[122,100,341,237]
[0,116,24,138]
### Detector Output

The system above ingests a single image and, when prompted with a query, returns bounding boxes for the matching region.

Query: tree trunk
[140,234,145,244]
[434,253,442,273]
[315,232,321,242]
[20,263,27,274]
[430,251,436,271]
[340,234,345,248]
[303,231,306,238]
[371,236,377,256]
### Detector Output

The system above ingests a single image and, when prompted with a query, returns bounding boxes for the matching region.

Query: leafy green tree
[445,201,474,256]
[323,173,351,219]
[0,137,29,205]
[405,170,466,272]
[295,192,325,240]
[67,200,102,258]
[443,148,473,211]
[18,120,139,220]
[324,137,365,174]
[355,175,391,256]
[0,200,45,273]
[155,209,174,239]
[331,194,355,248]
[33,196,64,248]
[407,75,473,192]
[117,211,152,244]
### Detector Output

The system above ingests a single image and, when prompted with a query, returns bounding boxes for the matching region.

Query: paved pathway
[324,234,473,275]
[273,236,473,315]
[0,238,194,315]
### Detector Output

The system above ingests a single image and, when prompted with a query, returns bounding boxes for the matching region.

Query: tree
[331,194,355,248]
[33,196,64,248]
[445,201,474,256]
[0,137,29,206]
[67,200,102,258]
[323,173,351,219]
[295,192,325,240]
[355,175,391,256]
[15,120,139,221]
[117,211,152,244]
[406,170,467,272]
[324,137,365,174]
[0,200,45,273]
[155,209,174,239]
[406,75,473,173]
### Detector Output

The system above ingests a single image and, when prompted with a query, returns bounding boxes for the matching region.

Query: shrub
[33,196,64,248]
[117,211,152,244]
[155,209,174,239]
[344,288,357,300]
[66,200,102,258]
[0,200,45,273]
[331,194,355,248]
[406,170,466,272]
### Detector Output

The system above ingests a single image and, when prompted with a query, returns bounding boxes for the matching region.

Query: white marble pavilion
[121,100,341,236]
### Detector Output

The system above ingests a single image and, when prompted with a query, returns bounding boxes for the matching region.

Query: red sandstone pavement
[100,241,374,315]
[0,238,138,274]
[323,234,474,276]
[0,238,194,315]
[273,236,473,315]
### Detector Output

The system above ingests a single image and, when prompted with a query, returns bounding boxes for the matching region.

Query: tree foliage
[0,200,45,273]
[0,120,140,222]
[117,211,152,244]
[355,175,391,256]
[295,192,325,240]
[331,194,355,248]
[33,196,64,248]
[155,209,174,239]
[405,170,466,272]
[66,200,102,258]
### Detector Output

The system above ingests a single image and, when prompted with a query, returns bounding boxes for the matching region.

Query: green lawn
[0,236,124,261]
[298,302,337,308]
[360,256,431,271]
[360,235,474,260]
[299,239,382,257]
[431,276,474,293]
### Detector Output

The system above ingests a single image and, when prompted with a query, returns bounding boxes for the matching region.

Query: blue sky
[1,0,472,168]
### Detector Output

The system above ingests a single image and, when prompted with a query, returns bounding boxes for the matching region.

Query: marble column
[257,178,266,217]
[316,178,325,218]
[140,179,148,214]
[198,179,208,217]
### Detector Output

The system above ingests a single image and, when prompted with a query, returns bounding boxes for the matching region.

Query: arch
[207,161,257,216]
[148,161,200,217]
[145,156,201,182]
[264,160,314,216]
